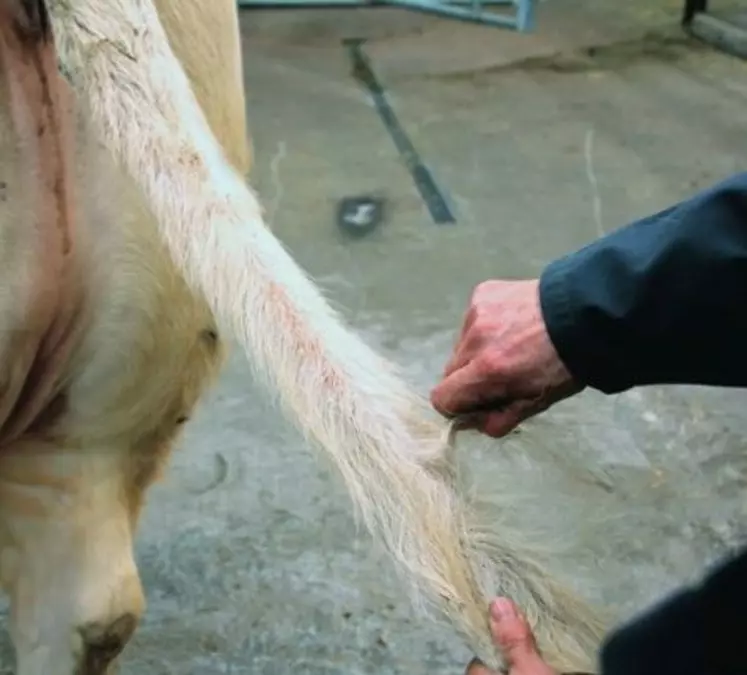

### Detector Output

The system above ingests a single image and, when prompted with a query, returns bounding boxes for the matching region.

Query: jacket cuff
[539,254,619,395]
[538,254,582,380]
[538,251,637,395]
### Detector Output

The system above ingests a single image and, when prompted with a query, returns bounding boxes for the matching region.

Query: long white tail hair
[48,1,608,670]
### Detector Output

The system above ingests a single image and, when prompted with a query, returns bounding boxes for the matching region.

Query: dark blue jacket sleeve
[598,545,747,675]
[537,172,747,675]
[538,172,747,394]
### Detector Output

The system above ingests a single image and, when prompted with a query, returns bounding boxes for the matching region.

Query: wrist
[538,258,594,390]
[529,277,578,395]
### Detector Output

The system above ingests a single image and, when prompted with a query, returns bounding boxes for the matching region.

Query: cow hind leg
[0,447,146,675]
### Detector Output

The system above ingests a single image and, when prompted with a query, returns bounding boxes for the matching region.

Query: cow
[0,1,608,673]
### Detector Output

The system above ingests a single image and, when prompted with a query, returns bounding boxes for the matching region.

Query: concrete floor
[5,1,747,673]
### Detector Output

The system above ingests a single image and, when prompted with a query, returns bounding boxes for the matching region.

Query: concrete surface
[5,1,747,673]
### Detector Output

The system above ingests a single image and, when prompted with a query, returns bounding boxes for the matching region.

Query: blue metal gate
[237,0,536,31]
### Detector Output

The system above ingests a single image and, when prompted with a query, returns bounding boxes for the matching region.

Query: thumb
[489,599,557,675]
[477,399,542,437]
[490,599,540,663]
[453,399,537,438]
[430,360,507,418]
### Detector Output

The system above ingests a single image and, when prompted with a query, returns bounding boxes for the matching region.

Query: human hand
[465,598,559,675]
[431,279,580,437]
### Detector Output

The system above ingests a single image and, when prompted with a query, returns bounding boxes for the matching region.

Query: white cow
[0,1,607,673]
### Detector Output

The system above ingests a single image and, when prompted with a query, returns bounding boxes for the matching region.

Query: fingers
[443,309,479,378]
[489,598,558,675]
[436,378,552,437]
[435,278,564,433]
[481,394,554,436]
[450,404,525,438]
[442,345,471,380]
[481,405,531,438]
[432,374,537,438]
[463,598,555,675]
[430,359,500,418]
[490,599,539,661]
[444,282,492,378]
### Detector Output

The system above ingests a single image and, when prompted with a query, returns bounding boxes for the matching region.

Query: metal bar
[515,0,535,31]
[238,0,516,6]
[682,0,707,25]
[238,0,372,5]
[369,0,520,28]
[689,12,747,59]
[236,0,535,32]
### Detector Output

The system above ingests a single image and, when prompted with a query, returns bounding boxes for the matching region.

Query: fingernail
[490,598,515,621]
